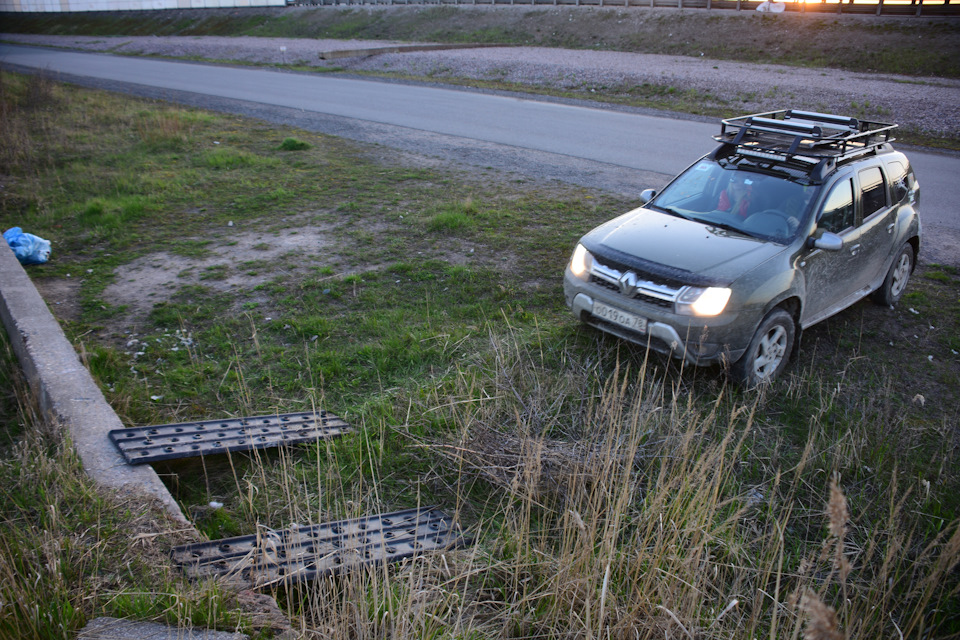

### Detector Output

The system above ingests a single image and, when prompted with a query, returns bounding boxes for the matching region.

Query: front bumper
[564,271,751,366]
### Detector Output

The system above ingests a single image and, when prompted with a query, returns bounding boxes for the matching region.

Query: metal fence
[294,0,959,17]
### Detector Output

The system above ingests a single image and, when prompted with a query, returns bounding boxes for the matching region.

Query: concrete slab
[0,243,189,525]
[78,617,248,640]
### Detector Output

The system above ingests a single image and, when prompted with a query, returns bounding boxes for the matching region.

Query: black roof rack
[715,110,897,163]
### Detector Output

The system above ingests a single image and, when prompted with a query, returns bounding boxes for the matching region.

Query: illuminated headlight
[569,244,594,280]
[675,286,732,317]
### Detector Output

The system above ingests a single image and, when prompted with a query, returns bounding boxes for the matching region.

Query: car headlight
[676,286,732,317]
[569,244,594,280]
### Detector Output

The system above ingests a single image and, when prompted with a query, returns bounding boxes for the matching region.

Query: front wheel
[731,309,796,387]
[871,243,914,307]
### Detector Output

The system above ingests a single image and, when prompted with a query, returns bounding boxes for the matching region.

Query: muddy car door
[798,177,865,326]
[855,164,899,289]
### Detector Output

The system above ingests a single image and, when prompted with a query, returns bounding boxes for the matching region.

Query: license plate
[592,301,647,334]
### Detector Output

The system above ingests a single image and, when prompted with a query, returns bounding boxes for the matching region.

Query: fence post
[876,0,883,14]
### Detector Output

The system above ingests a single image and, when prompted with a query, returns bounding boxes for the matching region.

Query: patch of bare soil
[90,212,516,338]
[102,224,336,327]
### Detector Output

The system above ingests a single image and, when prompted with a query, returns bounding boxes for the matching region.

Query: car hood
[583,207,786,284]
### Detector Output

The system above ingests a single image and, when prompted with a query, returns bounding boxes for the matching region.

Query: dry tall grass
[253,332,960,639]
[0,338,241,639]
[0,70,59,173]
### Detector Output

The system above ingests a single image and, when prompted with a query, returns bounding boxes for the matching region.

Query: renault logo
[618,271,638,297]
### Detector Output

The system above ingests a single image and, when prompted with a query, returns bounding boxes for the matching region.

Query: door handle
[886,223,896,234]
[850,244,861,256]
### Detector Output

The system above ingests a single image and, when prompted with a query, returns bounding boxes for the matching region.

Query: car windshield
[651,159,819,243]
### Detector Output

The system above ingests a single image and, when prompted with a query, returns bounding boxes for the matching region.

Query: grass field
[1,67,959,638]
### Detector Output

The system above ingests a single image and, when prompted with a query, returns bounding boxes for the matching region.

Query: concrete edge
[0,243,191,526]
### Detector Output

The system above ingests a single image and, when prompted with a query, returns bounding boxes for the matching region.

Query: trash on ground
[755,1,786,12]
[3,227,52,265]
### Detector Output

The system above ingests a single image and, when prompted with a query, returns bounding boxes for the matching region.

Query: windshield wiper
[705,220,745,235]
[656,205,694,221]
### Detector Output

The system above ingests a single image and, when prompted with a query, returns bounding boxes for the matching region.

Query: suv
[563,110,920,385]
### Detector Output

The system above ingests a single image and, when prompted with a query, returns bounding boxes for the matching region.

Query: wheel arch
[906,235,920,272]
[771,296,802,324]
[767,296,803,352]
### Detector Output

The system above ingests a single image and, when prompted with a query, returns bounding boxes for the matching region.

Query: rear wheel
[871,243,914,307]
[731,309,796,387]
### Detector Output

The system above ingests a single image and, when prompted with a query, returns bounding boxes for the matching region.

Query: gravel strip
[4,32,959,138]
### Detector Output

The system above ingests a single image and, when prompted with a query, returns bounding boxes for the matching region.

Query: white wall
[0,0,284,11]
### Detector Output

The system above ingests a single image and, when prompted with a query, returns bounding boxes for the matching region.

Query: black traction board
[108,411,350,465]
[170,506,467,588]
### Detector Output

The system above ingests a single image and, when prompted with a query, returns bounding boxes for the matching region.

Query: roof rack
[715,110,897,163]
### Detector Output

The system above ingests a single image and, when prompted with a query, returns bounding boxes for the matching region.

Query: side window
[886,161,909,202]
[859,166,887,218]
[818,179,854,234]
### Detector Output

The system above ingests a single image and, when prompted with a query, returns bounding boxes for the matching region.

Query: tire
[871,243,914,307]
[731,309,796,387]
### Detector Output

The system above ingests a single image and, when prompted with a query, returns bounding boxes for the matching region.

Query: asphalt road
[1,44,957,264]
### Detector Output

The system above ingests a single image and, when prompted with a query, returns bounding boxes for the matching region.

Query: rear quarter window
[886,160,910,203]
[859,166,887,218]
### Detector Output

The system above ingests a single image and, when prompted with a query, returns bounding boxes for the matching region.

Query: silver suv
[563,110,921,385]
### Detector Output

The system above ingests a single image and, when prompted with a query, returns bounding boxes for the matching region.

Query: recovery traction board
[170,506,467,588]
[108,411,350,465]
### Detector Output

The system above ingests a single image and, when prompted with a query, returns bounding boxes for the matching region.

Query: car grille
[590,258,682,309]
[593,254,687,290]
[589,275,674,308]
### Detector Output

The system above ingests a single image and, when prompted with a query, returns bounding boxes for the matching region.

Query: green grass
[278,136,311,151]
[1,69,959,638]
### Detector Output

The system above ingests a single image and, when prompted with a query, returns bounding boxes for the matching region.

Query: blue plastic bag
[3,227,52,265]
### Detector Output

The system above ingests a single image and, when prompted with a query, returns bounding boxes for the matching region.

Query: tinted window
[860,167,887,218]
[887,161,909,202]
[819,179,854,234]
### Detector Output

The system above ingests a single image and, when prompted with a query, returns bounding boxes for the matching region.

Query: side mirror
[811,231,843,251]
[640,189,657,204]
